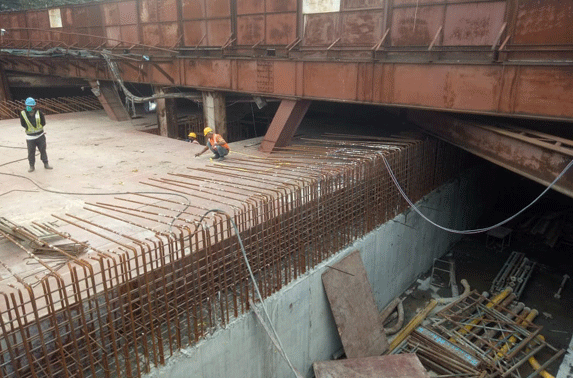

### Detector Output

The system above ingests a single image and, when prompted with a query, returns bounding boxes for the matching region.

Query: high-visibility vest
[21,111,44,134]
[209,134,229,150]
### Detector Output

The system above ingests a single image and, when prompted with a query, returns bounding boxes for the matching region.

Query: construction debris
[313,353,429,378]
[490,251,536,300]
[322,250,389,358]
[389,289,564,378]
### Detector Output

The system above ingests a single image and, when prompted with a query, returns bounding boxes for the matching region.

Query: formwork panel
[207,19,232,46]
[206,0,231,18]
[393,0,441,5]
[103,3,120,25]
[513,0,573,45]
[303,13,339,46]
[273,61,297,95]
[182,0,205,19]
[183,20,207,45]
[341,10,384,45]
[140,0,159,23]
[303,62,358,100]
[391,64,501,111]
[237,15,265,45]
[391,5,444,46]
[236,60,258,92]
[267,0,298,12]
[342,0,384,10]
[372,63,395,104]
[121,24,139,44]
[27,11,50,41]
[61,7,74,28]
[160,22,179,47]
[119,2,138,25]
[85,5,103,27]
[151,62,179,85]
[105,25,121,43]
[266,13,297,45]
[238,0,264,15]
[513,67,573,118]
[443,2,506,46]
[185,59,232,88]
[158,0,178,22]
[357,62,374,102]
[142,23,161,46]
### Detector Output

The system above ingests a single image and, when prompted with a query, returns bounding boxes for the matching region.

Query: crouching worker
[195,127,230,160]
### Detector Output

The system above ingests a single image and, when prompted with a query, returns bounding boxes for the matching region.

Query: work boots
[44,162,53,169]
[28,166,34,172]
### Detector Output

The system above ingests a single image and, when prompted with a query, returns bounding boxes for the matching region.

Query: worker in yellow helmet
[195,127,230,160]
[187,132,199,144]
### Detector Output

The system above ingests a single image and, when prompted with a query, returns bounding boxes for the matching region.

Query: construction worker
[188,132,199,144]
[19,97,52,172]
[195,127,230,160]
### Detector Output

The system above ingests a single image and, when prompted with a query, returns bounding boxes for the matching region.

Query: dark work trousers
[26,134,48,167]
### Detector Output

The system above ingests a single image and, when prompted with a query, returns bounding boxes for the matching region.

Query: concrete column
[89,80,130,121]
[260,99,311,153]
[154,86,178,138]
[202,91,227,139]
[0,64,12,102]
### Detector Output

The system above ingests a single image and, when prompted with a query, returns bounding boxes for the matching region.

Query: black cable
[0,171,191,230]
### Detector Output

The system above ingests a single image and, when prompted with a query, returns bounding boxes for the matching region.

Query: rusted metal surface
[313,354,428,378]
[260,99,311,152]
[410,110,573,199]
[1,0,572,121]
[90,79,130,121]
[0,135,468,378]
[443,2,507,46]
[322,250,389,358]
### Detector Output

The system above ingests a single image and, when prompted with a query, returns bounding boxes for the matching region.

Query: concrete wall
[146,165,492,378]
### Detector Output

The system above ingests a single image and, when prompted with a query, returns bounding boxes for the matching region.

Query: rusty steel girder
[409,110,573,199]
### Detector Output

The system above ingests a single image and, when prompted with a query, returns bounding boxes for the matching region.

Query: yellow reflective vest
[21,110,44,135]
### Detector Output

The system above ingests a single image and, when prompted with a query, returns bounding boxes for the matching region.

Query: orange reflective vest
[209,134,229,150]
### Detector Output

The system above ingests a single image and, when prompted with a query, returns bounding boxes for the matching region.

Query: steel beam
[154,86,178,138]
[90,80,130,122]
[260,99,311,153]
[409,110,573,199]
[202,91,227,139]
[0,64,12,101]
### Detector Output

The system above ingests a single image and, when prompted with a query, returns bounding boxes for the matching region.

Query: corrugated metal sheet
[443,2,506,46]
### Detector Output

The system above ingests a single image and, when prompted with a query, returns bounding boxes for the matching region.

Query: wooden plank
[321,250,388,358]
[313,353,429,378]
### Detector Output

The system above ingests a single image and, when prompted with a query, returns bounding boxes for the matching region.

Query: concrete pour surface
[0,110,267,283]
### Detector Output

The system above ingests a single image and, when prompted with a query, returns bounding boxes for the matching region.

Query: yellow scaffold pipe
[496,308,537,358]
[388,299,438,352]
[450,287,513,342]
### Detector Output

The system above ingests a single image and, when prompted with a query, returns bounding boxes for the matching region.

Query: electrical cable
[381,155,573,234]
[0,171,190,231]
[197,209,303,378]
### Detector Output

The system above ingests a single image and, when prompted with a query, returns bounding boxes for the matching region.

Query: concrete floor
[0,110,268,284]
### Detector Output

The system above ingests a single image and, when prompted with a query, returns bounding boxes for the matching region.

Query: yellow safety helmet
[188,132,197,139]
[203,127,213,136]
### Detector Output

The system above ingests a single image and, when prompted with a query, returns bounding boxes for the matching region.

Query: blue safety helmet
[25,97,36,106]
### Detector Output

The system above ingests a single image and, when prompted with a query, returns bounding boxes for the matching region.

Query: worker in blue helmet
[19,97,52,172]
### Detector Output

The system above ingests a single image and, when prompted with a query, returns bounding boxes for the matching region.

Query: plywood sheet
[322,250,388,359]
[313,354,429,378]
